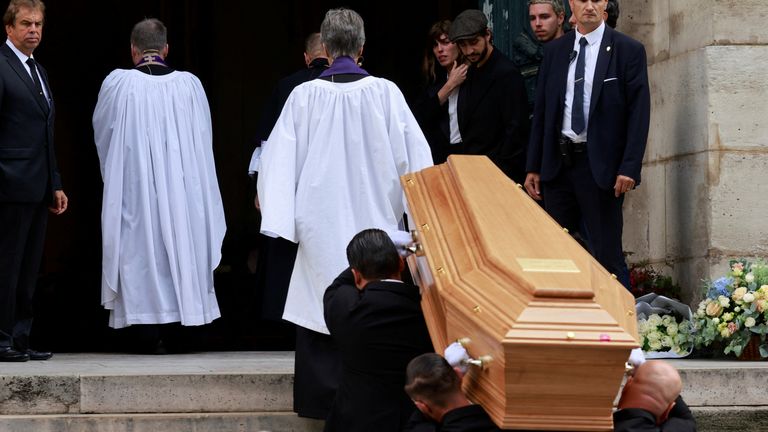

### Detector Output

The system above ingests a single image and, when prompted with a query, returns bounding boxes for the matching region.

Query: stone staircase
[0,352,322,432]
[0,353,765,431]
[671,359,768,432]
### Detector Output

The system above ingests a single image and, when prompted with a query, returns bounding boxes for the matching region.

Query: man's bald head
[619,360,682,422]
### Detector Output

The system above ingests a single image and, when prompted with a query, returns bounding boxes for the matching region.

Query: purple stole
[318,56,369,78]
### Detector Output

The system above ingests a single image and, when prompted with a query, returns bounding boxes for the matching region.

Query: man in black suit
[323,228,433,432]
[525,0,649,288]
[613,360,697,432]
[404,353,500,432]
[0,0,66,362]
[448,9,529,184]
[249,32,329,320]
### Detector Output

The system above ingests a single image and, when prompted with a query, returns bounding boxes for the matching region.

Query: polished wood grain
[403,155,638,431]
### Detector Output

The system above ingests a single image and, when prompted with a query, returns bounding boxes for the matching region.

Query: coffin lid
[402,155,638,431]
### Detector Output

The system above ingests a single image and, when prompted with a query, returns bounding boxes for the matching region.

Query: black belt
[558,135,587,167]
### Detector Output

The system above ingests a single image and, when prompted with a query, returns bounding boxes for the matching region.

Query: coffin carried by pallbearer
[401,155,639,431]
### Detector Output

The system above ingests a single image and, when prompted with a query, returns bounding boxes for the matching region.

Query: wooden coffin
[401,155,638,431]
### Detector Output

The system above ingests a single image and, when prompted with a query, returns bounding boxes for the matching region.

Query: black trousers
[257,235,298,321]
[293,326,341,419]
[541,152,630,288]
[0,201,48,350]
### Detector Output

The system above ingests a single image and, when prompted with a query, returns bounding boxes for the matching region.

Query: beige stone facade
[620,0,768,303]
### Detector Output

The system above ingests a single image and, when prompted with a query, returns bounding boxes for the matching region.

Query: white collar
[575,20,606,47]
[5,39,33,64]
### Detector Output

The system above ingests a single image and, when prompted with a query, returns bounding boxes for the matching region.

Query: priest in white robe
[257,8,433,419]
[92,18,225,331]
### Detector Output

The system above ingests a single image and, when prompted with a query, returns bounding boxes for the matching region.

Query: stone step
[0,353,766,431]
[0,412,324,432]
[0,352,295,415]
[669,358,768,406]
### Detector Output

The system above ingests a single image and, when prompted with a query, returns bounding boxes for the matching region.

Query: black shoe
[0,347,29,362]
[25,349,53,361]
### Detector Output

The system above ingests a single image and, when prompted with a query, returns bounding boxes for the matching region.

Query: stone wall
[619,0,768,304]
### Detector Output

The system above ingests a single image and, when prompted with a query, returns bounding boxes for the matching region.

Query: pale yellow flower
[745,273,755,284]
[666,322,679,336]
[706,301,723,317]
[718,296,731,308]
[721,328,732,338]
[732,287,748,302]
[745,317,757,328]
[743,293,756,303]
[647,314,663,327]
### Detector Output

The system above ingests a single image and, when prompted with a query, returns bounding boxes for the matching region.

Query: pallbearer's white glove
[387,230,414,257]
[444,341,469,374]
[628,347,646,368]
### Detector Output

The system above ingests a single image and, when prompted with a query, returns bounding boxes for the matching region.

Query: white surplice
[257,76,433,334]
[93,69,226,329]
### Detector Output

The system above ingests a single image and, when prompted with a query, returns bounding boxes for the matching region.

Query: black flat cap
[449,9,488,41]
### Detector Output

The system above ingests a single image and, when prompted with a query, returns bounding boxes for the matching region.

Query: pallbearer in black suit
[403,353,501,432]
[525,0,650,288]
[323,229,433,432]
[0,0,66,362]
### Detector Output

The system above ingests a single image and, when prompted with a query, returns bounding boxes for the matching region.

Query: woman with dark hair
[411,20,468,164]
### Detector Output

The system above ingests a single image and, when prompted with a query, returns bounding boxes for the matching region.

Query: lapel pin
[607,46,612,52]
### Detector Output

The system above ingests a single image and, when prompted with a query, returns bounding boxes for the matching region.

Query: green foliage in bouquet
[638,313,694,355]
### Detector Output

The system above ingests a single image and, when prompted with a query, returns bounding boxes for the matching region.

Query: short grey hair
[528,0,565,16]
[130,18,167,52]
[320,8,365,59]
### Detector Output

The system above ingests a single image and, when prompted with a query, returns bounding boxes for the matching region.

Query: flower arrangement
[638,313,695,356]
[629,261,682,299]
[693,260,768,358]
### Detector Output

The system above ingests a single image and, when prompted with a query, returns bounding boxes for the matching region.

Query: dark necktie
[26,58,48,107]
[571,37,588,135]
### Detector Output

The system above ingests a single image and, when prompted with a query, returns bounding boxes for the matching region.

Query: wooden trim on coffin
[402,156,639,431]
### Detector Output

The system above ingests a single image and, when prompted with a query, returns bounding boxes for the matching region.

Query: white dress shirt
[561,21,606,143]
[5,39,50,102]
[447,87,462,144]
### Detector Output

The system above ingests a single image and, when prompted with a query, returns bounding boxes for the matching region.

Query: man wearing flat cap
[446,9,529,185]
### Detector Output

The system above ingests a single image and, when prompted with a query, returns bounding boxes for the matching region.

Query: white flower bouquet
[636,293,694,358]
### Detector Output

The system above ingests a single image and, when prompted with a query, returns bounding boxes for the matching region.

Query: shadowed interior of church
[23,0,475,353]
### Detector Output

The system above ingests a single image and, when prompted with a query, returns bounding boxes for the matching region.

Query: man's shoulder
[442,404,500,431]
[606,27,646,52]
[543,31,574,54]
[364,280,421,303]
[0,42,13,60]
[99,69,204,99]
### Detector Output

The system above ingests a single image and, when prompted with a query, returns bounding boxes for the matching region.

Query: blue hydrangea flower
[707,277,733,298]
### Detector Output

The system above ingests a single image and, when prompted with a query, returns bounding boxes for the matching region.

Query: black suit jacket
[404,405,502,432]
[253,57,329,143]
[323,268,433,432]
[0,42,60,203]
[613,396,697,432]
[456,48,529,184]
[411,75,451,164]
[527,25,650,190]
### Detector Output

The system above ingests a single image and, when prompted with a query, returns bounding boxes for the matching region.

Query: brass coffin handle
[456,338,493,370]
[407,230,426,256]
